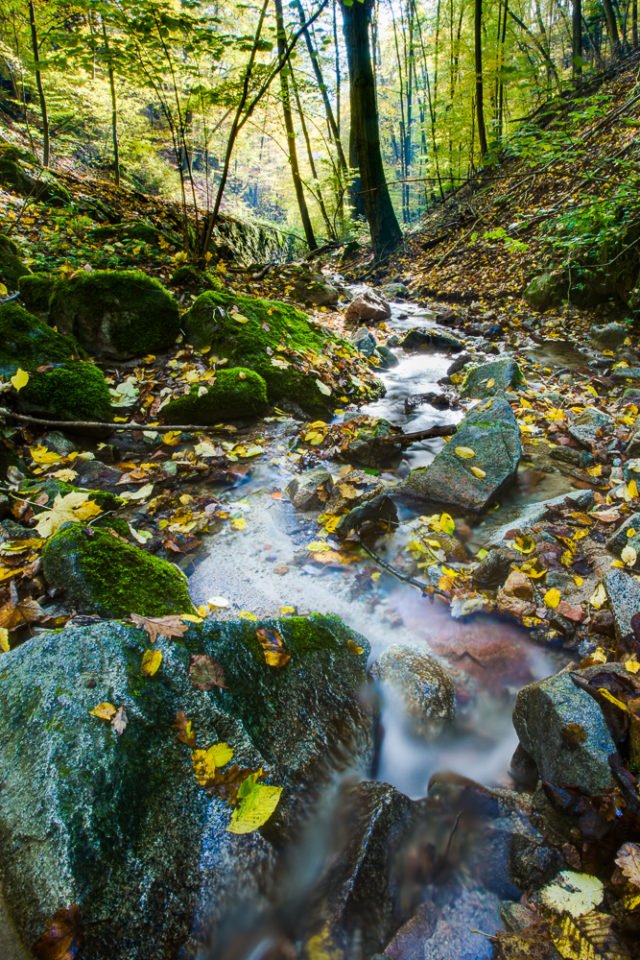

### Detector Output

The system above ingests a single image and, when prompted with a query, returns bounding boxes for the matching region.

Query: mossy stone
[48,269,180,359]
[21,361,113,422]
[0,234,30,290]
[0,146,70,206]
[0,302,77,377]
[460,357,523,398]
[162,367,268,424]
[18,272,57,316]
[42,524,193,618]
[184,290,342,414]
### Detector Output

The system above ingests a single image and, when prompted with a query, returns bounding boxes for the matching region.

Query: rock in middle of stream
[0,615,374,960]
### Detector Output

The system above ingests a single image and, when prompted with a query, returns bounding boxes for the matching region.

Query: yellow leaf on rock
[625,656,640,674]
[589,583,607,609]
[10,368,29,391]
[90,702,117,721]
[514,536,536,554]
[454,446,476,459]
[227,772,283,834]
[0,627,9,653]
[544,588,561,609]
[162,431,183,446]
[470,466,487,479]
[35,492,103,538]
[622,545,637,567]
[141,649,163,677]
[629,480,639,499]
[29,445,62,466]
[540,871,604,918]
[192,742,234,787]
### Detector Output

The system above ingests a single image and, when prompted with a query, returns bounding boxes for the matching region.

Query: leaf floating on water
[129,613,189,643]
[141,649,162,677]
[227,771,283,834]
[550,910,631,960]
[32,904,82,960]
[189,653,226,690]
[256,627,291,668]
[175,711,196,748]
[454,446,476,459]
[540,871,604,918]
[192,742,234,787]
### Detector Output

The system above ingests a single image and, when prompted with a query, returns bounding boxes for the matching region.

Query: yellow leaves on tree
[35,492,102,538]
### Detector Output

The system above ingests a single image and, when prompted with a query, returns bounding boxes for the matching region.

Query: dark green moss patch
[0,302,77,377]
[162,367,268,424]
[42,523,193,618]
[21,361,113,422]
[18,273,57,315]
[0,234,30,290]
[48,269,180,359]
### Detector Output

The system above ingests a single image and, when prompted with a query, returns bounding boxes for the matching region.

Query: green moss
[21,361,113,422]
[0,234,30,289]
[48,269,180,359]
[42,523,193,618]
[0,302,77,377]
[0,146,70,206]
[19,479,124,513]
[162,367,268,424]
[18,273,56,315]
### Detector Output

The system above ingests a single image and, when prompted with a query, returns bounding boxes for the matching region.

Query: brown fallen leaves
[33,905,82,960]
[129,613,189,643]
[189,653,226,690]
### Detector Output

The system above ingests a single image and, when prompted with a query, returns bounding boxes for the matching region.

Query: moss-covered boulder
[0,614,373,958]
[460,357,523,399]
[21,361,112,422]
[0,234,30,290]
[46,269,180,359]
[42,524,192,617]
[524,271,565,310]
[183,289,378,414]
[162,367,268,424]
[0,302,77,377]
[0,145,70,206]
[402,394,521,513]
[18,272,56,315]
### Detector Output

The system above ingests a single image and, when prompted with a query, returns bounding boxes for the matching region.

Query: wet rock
[404,390,452,413]
[402,395,521,513]
[472,547,518,589]
[42,523,193,618]
[162,368,268,424]
[352,327,377,357]
[482,489,594,547]
[73,458,124,490]
[626,417,640,457]
[376,345,399,369]
[496,569,536,618]
[335,494,398,541]
[447,352,472,376]
[513,670,618,794]
[604,568,640,641]
[524,271,565,310]
[568,406,614,448]
[0,615,374,960]
[303,781,420,957]
[460,357,522,399]
[345,289,391,325]
[286,467,333,510]
[340,417,403,469]
[606,513,640,570]
[371,645,455,741]
[380,282,409,299]
[400,326,464,353]
[611,366,640,382]
[593,322,629,349]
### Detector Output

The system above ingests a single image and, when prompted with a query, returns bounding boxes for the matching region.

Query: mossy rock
[460,357,523,399]
[48,269,180,359]
[162,367,268,424]
[183,290,347,414]
[18,272,57,315]
[0,234,30,290]
[42,523,192,618]
[0,302,77,377]
[21,361,113,422]
[524,271,565,310]
[18,478,123,514]
[89,220,179,247]
[0,146,70,206]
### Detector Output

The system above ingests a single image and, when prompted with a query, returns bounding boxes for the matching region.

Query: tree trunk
[572,0,583,77]
[28,0,50,167]
[474,0,488,157]
[602,0,621,53]
[274,0,317,250]
[101,21,120,187]
[341,0,402,257]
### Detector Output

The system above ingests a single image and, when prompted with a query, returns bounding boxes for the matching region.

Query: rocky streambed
[1,279,639,960]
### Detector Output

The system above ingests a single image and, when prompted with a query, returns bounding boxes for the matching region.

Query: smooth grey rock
[513,670,617,794]
[371,645,455,740]
[604,568,640,641]
[380,282,409,299]
[482,489,594,547]
[352,327,378,357]
[593,322,629,349]
[402,394,521,513]
[375,345,399,369]
[286,467,333,510]
[0,615,373,960]
[607,513,640,570]
[460,357,522,399]
[568,407,614,448]
[335,494,398,540]
[340,417,403,469]
[612,367,640,382]
[345,289,391,325]
[400,326,464,353]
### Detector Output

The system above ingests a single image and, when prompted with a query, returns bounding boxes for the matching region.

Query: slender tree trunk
[633,0,638,46]
[28,0,49,166]
[290,65,335,237]
[274,0,317,250]
[101,21,120,187]
[474,0,488,157]
[603,0,622,53]
[340,0,402,257]
[572,0,583,77]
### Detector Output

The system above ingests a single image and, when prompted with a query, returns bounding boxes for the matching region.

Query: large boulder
[371,645,455,740]
[512,669,618,795]
[42,524,193,618]
[20,361,113,422]
[0,145,70,206]
[183,290,379,415]
[0,302,77,378]
[0,615,373,960]
[345,289,391,325]
[0,234,30,290]
[400,326,464,353]
[162,367,268,424]
[46,270,181,359]
[402,394,521,513]
[460,357,522,398]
